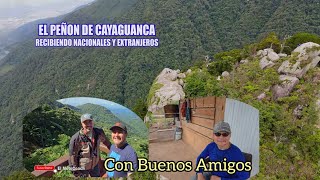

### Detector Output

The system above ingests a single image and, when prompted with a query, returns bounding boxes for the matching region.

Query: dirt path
[149,140,199,180]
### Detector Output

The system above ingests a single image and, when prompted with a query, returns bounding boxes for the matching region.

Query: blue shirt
[106,143,138,178]
[196,142,250,180]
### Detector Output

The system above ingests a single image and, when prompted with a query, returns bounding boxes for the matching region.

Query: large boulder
[278,60,301,75]
[278,56,320,78]
[293,42,320,60]
[267,51,280,62]
[260,56,275,69]
[295,56,320,78]
[157,68,178,81]
[177,73,186,79]
[257,48,273,57]
[278,43,320,78]
[257,48,280,62]
[272,75,299,99]
[147,68,186,113]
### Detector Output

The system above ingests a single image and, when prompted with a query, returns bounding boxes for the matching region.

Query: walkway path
[149,140,199,180]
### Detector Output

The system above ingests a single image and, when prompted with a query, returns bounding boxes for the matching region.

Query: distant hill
[0,1,93,64]
[1,16,63,47]
[76,103,120,124]
[1,0,320,177]
[76,103,147,138]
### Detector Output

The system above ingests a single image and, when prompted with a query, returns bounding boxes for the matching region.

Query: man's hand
[210,175,221,180]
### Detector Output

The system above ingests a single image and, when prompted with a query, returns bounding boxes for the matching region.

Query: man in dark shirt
[69,113,111,177]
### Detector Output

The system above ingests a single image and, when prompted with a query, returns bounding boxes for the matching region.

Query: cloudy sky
[0,0,94,35]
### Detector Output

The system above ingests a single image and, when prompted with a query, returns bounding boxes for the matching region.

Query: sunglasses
[214,132,230,137]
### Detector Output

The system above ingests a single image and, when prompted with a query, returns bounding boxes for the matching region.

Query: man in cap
[69,113,111,177]
[104,122,138,178]
[195,121,250,180]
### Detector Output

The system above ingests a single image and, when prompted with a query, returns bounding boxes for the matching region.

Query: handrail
[31,144,109,177]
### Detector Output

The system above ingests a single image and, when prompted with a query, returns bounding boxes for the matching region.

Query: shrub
[184,70,223,97]
[207,56,234,76]
[256,32,281,53]
[283,32,320,54]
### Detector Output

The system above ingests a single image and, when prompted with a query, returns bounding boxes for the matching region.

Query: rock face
[267,51,280,62]
[260,56,275,69]
[272,75,299,100]
[148,68,186,113]
[257,92,266,100]
[277,60,307,78]
[293,42,320,59]
[278,42,320,78]
[258,48,280,69]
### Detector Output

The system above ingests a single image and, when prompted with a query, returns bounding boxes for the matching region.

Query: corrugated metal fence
[224,98,259,177]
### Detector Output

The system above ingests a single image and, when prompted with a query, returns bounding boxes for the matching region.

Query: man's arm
[69,135,78,167]
[99,129,111,151]
[69,134,82,177]
[126,148,138,177]
[196,143,211,174]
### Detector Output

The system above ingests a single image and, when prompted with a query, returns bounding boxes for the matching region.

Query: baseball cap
[213,121,231,133]
[81,113,93,123]
[110,122,127,132]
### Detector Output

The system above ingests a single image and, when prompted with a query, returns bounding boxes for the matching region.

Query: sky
[0,0,95,35]
[57,97,142,121]
[57,97,128,111]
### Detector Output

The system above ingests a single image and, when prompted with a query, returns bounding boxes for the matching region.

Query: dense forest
[1,0,320,178]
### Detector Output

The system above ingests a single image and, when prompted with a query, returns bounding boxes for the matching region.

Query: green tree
[256,32,281,53]
[284,32,320,54]
[132,98,148,120]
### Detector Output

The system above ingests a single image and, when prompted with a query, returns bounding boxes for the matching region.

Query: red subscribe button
[34,165,55,171]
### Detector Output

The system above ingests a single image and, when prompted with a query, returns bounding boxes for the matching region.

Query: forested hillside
[180,33,320,179]
[1,0,320,177]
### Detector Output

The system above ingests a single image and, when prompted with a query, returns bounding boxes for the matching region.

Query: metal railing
[31,144,109,177]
